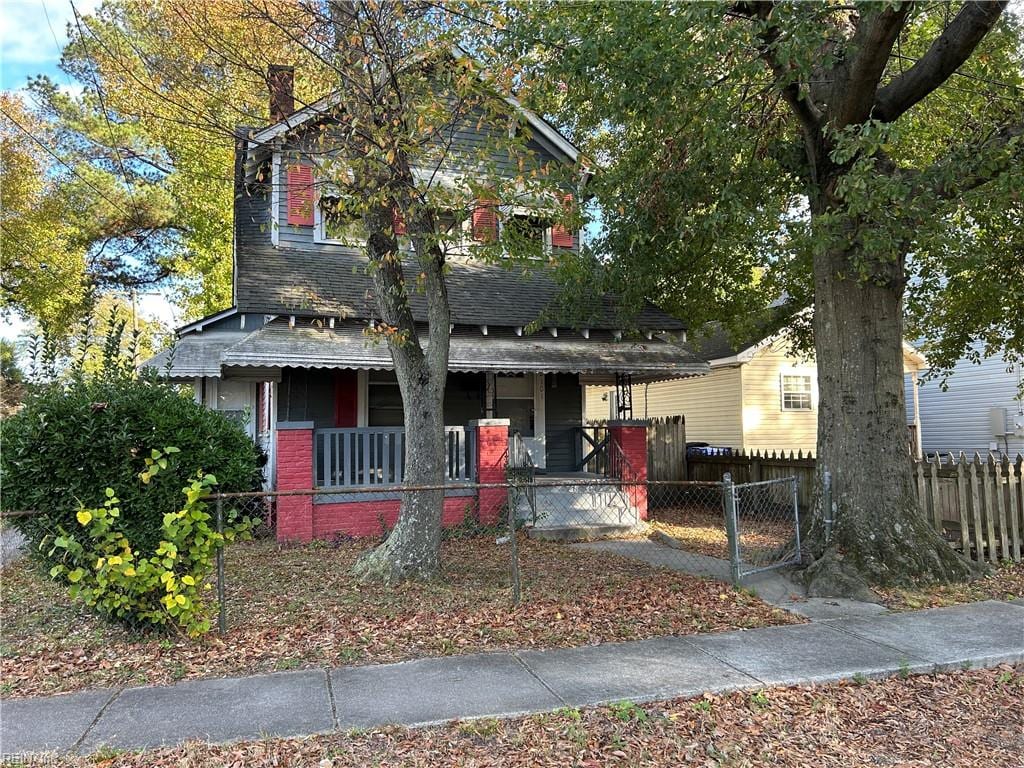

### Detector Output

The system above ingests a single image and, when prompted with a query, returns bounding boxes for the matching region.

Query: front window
[367,370,403,426]
[495,374,534,436]
[781,374,813,411]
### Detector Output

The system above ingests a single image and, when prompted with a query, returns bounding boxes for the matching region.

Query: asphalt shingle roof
[234,245,685,331]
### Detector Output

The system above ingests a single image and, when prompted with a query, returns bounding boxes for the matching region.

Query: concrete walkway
[2,600,1022,756]
[572,539,890,621]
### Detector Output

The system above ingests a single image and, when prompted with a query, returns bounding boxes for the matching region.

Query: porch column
[608,419,649,520]
[275,421,314,542]
[472,418,510,525]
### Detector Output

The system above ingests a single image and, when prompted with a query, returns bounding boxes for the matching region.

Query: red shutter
[286,164,315,226]
[472,199,498,242]
[392,206,406,235]
[550,193,575,248]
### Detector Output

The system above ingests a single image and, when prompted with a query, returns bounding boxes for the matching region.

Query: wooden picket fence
[915,453,1023,564]
[684,448,1024,563]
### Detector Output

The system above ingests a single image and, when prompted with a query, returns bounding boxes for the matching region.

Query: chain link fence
[2,474,801,634]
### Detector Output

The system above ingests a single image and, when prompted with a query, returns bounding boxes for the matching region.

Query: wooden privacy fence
[916,453,1023,564]
[647,416,687,482]
[687,450,817,512]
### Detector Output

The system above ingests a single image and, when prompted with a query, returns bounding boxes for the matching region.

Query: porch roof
[214,319,707,382]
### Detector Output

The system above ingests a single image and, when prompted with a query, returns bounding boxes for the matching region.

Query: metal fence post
[216,496,227,634]
[822,470,833,545]
[506,484,522,606]
[722,473,742,586]
[791,476,802,563]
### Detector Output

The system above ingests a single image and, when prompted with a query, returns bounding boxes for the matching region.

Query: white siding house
[906,343,1024,457]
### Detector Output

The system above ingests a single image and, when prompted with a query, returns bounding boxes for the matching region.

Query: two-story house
[145,59,707,540]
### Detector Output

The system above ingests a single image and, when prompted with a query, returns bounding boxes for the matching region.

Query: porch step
[515,482,641,534]
[526,523,641,543]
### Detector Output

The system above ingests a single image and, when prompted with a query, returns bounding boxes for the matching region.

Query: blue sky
[0,0,94,91]
[1,1,180,343]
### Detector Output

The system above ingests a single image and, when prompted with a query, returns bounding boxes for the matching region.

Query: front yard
[56,665,1024,767]
[0,535,798,698]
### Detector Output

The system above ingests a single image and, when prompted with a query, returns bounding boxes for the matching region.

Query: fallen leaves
[51,665,1024,767]
[0,537,799,699]
[874,561,1024,611]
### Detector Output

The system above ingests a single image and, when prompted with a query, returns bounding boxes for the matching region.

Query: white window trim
[312,177,366,247]
[498,204,553,257]
[779,371,815,412]
[269,152,281,247]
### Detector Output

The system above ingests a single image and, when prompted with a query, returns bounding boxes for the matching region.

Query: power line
[0,105,134,219]
[71,0,144,228]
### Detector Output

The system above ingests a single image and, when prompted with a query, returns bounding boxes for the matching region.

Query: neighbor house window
[781,374,813,411]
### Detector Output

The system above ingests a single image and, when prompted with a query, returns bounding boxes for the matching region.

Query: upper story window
[316,188,367,246]
[780,374,813,411]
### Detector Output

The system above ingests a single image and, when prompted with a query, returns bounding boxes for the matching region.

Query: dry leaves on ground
[647,505,792,560]
[874,560,1024,610]
[58,665,1024,767]
[0,536,798,698]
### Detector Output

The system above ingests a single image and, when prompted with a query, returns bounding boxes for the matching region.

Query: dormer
[239,53,586,261]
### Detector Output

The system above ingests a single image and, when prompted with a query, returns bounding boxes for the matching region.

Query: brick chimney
[267,65,295,122]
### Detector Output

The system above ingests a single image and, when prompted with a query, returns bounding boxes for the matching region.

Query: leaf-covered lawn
[56,665,1024,767]
[647,505,793,561]
[0,536,798,699]
[874,560,1024,610]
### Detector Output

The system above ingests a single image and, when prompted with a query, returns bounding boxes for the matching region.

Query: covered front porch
[278,366,587,486]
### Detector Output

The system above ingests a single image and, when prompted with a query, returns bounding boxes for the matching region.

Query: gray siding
[906,343,1024,456]
[544,373,584,472]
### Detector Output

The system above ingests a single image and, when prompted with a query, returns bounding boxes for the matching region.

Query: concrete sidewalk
[2,600,1022,756]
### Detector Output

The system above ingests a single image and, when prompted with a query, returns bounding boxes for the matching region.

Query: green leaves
[47,463,251,637]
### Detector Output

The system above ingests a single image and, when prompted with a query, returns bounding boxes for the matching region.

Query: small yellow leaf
[174,594,186,606]
[123,567,136,577]
[181,575,196,586]
[77,509,93,526]
[108,556,123,566]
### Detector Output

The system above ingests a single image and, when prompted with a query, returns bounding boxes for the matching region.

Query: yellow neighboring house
[584,329,928,456]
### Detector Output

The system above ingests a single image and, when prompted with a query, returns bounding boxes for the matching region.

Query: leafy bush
[48,449,251,636]
[1,370,263,556]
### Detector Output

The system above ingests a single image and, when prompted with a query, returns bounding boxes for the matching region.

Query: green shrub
[48,449,251,636]
[1,370,263,555]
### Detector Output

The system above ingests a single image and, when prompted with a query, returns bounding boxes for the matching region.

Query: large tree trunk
[352,202,452,582]
[803,230,976,598]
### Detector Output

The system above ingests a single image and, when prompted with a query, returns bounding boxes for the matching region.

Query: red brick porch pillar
[608,419,649,520]
[275,421,315,542]
[472,419,510,525]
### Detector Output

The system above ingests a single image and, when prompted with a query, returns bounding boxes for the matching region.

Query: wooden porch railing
[314,426,475,488]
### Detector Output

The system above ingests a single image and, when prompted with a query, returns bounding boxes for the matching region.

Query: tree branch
[873,1,1007,123]
[832,3,912,128]
[921,121,1023,201]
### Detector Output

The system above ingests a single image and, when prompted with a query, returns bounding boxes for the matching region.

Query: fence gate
[722,473,801,583]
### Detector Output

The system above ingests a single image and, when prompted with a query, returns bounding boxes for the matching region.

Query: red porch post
[608,419,648,520]
[472,418,510,525]
[275,421,315,542]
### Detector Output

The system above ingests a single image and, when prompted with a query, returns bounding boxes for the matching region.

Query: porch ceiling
[219,319,708,382]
